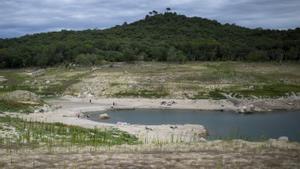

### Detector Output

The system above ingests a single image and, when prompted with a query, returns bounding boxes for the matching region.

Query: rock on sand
[118,124,207,143]
[99,113,110,120]
[278,136,289,142]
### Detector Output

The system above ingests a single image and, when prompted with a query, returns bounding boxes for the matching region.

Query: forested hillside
[0,12,300,68]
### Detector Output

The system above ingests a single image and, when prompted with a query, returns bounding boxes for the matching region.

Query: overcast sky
[1,0,300,38]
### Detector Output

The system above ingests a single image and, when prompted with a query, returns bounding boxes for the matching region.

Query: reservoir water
[86,109,300,141]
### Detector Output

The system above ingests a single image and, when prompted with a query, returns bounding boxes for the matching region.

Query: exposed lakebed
[86,109,300,141]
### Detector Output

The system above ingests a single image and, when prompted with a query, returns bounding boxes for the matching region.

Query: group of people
[89,99,116,106]
[76,112,90,118]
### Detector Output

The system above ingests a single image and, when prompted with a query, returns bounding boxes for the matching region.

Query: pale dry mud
[1,140,300,169]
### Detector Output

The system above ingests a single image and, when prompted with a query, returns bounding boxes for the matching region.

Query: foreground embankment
[0,139,299,169]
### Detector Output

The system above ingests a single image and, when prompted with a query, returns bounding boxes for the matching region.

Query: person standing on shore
[111,101,116,109]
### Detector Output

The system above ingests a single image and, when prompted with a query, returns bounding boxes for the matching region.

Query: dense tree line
[0,11,300,68]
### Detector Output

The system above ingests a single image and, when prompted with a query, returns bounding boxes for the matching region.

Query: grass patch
[0,68,92,97]
[110,82,121,87]
[187,92,209,99]
[207,129,269,142]
[37,71,91,96]
[189,83,300,99]
[208,89,227,99]
[2,63,300,99]
[0,100,34,113]
[114,89,169,98]
[0,116,139,148]
[233,84,300,98]
[187,90,227,100]
[0,70,27,86]
[0,70,32,94]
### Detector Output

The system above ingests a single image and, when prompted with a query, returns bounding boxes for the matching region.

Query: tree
[75,54,103,66]
[167,47,187,63]
[123,48,138,62]
[285,47,299,60]
[246,50,268,61]
[145,15,150,20]
[152,10,158,15]
[0,48,8,68]
[0,11,299,68]
[268,49,284,62]
[148,46,167,61]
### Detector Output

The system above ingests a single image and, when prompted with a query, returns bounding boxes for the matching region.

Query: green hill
[0,12,299,68]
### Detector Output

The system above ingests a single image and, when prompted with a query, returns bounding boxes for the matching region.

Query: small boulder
[278,136,289,142]
[249,85,254,89]
[29,69,45,77]
[237,106,247,113]
[161,101,167,105]
[238,105,255,114]
[245,104,255,113]
[199,137,207,142]
[99,113,110,120]
[0,76,8,83]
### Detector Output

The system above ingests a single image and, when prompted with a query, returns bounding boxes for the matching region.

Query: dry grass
[0,140,299,168]
[66,62,300,99]
[0,67,91,97]
[1,62,299,99]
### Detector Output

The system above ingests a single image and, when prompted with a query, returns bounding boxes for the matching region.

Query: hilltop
[0,12,300,68]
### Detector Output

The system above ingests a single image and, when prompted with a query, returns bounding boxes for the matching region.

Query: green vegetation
[66,62,300,99]
[0,11,299,68]
[40,70,91,96]
[0,67,91,96]
[0,70,30,93]
[0,62,299,99]
[230,84,300,98]
[114,89,169,98]
[0,116,138,148]
[208,128,270,142]
[0,100,34,113]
